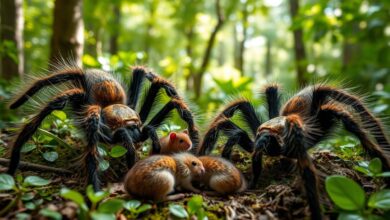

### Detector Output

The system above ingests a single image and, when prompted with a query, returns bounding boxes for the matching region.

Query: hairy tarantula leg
[313,86,390,150]
[140,125,161,154]
[215,100,261,136]
[249,149,263,189]
[198,117,252,156]
[284,116,322,220]
[264,84,281,119]
[146,99,200,153]
[139,71,180,123]
[298,154,322,220]
[10,69,86,109]
[7,89,85,175]
[127,67,147,109]
[112,128,137,168]
[320,104,390,171]
[222,130,254,159]
[84,105,103,191]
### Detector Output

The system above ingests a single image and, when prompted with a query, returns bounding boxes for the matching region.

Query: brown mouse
[159,130,192,154]
[124,152,205,201]
[195,156,247,195]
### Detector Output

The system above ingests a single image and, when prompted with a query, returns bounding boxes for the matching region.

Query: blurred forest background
[1,0,390,126]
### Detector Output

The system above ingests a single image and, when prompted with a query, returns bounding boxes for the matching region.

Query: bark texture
[49,0,84,68]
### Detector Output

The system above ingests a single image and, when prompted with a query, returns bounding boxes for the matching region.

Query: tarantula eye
[191,161,197,166]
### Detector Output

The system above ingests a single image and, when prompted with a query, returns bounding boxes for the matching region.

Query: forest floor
[0,129,379,220]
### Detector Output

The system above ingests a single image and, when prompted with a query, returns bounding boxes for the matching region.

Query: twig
[0,158,72,174]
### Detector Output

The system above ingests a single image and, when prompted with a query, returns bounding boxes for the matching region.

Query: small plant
[325,175,390,219]
[354,158,390,179]
[60,185,151,220]
[169,195,208,220]
[123,200,152,219]
[0,174,51,216]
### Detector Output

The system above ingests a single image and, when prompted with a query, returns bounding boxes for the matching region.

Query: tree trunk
[237,1,248,76]
[185,26,195,91]
[109,3,121,55]
[193,0,225,100]
[49,0,84,68]
[264,37,272,76]
[289,0,307,87]
[143,1,158,63]
[0,0,24,79]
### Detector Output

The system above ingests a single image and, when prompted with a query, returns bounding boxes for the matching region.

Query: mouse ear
[183,129,188,134]
[169,132,177,141]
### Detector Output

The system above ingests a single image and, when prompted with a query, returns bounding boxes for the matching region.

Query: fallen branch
[0,158,72,174]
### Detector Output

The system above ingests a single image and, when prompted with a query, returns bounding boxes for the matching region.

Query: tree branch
[0,158,72,174]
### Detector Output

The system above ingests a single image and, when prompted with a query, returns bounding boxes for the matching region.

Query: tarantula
[7,66,199,191]
[198,84,390,219]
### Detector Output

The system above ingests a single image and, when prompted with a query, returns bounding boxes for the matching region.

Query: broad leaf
[21,143,37,153]
[60,188,86,207]
[42,151,58,162]
[169,204,188,218]
[188,195,203,214]
[325,176,365,211]
[86,185,109,204]
[109,146,127,158]
[91,212,116,220]
[368,189,390,210]
[23,176,50,186]
[136,204,152,214]
[0,174,15,190]
[369,158,382,175]
[124,200,141,211]
[39,208,62,220]
[52,110,67,121]
[98,199,124,213]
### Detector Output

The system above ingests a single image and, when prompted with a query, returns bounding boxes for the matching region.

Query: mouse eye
[191,161,197,166]
[179,139,184,143]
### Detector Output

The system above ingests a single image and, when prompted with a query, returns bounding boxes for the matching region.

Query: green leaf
[42,151,59,162]
[123,200,141,211]
[38,128,73,150]
[325,176,365,211]
[97,145,108,157]
[109,146,127,158]
[52,110,67,121]
[21,192,35,201]
[25,202,36,210]
[39,208,62,220]
[21,143,37,153]
[169,204,188,218]
[369,158,382,174]
[98,199,124,213]
[338,213,365,220]
[0,174,15,190]
[188,195,203,214]
[15,213,30,220]
[60,188,86,207]
[378,172,390,177]
[136,204,152,214]
[368,189,390,210]
[23,176,50,186]
[91,212,116,220]
[86,185,109,204]
[98,159,110,171]
[353,166,371,176]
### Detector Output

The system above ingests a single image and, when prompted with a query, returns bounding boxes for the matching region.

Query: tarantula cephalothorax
[7,66,199,191]
[198,84,390,219]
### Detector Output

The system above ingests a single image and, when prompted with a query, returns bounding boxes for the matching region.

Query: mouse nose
[186,144,192,150]
[200,166,206,175]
